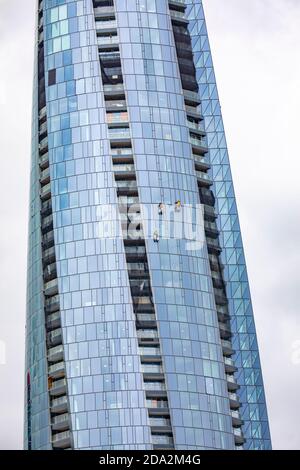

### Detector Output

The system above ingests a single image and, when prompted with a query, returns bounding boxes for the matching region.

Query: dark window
[48,69,56,86]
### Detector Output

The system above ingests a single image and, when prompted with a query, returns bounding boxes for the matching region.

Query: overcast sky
[0,0,299,450]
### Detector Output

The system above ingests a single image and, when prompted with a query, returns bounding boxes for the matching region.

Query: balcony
[47,311,61,331]
[222,339,235,357]
[185,104,203,120]
[224,356,237,375]
[212,272,224,289]
[130,278,150,288]
[219,322,232,340]
[45,294,60,314]
[39,136,48,154]
[132,297,154,313]
[125,246,146,261]
[190,135,208,154]
[206,237,222,255]
[193,154,211,172]
[99,51,121,66]
[200,187,215,207]
[48,345,64,363]
[137,330,158,339]
[144,382,166,392]
[40,182,51,201]
[136,313,156,328]
[103,83,125,97]
[38,17,43,31]
[39,106,46,121]
[226,374,239,392]
[203,204,216,220]
[48,361,65,379]
[47,327,62,347]
[214,288,229,307]
[150,417,171,434]
[51,412,70,432]
[169,0,186,7]
[41,200,52,218]
[40,166,50,186]
[170,9,189,24]
[96,19,117,33]
[233,427,246,446]
[111,147,132,157]
[39,120,47,136]
[105,99,127,112]
[127,262,148,277]
[139,346,161,357]
[94,6,115,19]
[142,363,162,374]
[229,392,241,410]
[116,179,138,196]
[42,230,54,249]
[38,31,44,45]
[205,220,219,238]
[187,119,205,135]
[108,127,131,142]
[49,378,67,397]
[41,214,53,234]
[97,35,119,49]
[152,435,174,449]
[107,111,129,126]
[44,262,57,282]
[39,152,49,170]
[113,163,135,180]
[42,246,56,267]
[231,410,244,427]
[196,170,212,188]
[184,89,201,106]
[52,430,71,449]
[44,278,58,297]
[51,396,68,414]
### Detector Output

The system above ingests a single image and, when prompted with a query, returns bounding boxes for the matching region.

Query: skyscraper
[25,0,271,450]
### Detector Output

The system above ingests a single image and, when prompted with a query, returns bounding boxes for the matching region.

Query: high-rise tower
[25,0,271,450]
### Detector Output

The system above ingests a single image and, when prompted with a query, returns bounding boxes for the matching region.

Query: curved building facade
[24,0,271,450]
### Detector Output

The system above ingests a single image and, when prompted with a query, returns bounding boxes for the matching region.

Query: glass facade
[185,0,272,449]
[24,0,271,450]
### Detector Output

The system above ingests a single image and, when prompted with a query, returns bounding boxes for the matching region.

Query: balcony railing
[39,106,46,120]
[51,396,68,413]
[52,430,71,449]
[107,112,129,124]
[49,378,67,397]
[152,435,174,445]
[139,347,161,356]
[47,311,61,330]
[108,128,131,140]
[103,83,125,95]
[94,6,115,18]
[95,19,117,31]
[44,278,58,297]
[137,330,158,338]
[48,345,64,363]
[39,136,48,152]
[40,182,51,200]
[170,9,188,23]
[144,382,166,392]
[97,35,119,48]
[143,364,163,374]
[48,327,62,347]
[48,361,65,379]
[51,412,69,431]
[190,136,208,151]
